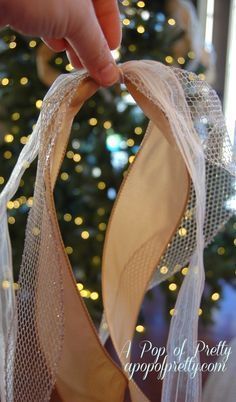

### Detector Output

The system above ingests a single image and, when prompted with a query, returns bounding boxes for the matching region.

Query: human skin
[0,0,121,86]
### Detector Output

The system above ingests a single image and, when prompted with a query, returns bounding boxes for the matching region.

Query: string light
[60,172,69,181]
[165,56,174,64]
[64,213,72,222]
[90,292,99,300]
[4,151,12,159]
[4,134,14,143]
[98,222,106,231]
[66,150,74,159]
[136,325,145,333]
[127,138,135,146]
[178,227,187,236]
[8,217,15,225]
[169,308,175,316]
[198,308,203,316]
[188,51,195,59]
[89,117,98,126]
[97,181,106,190]
[168,18,176,26]
[97,207,105,216]
[181,267,189,275]
[75,165,83,173]
[55,57,63,65]
[73,153,81,162]
[81,231,90,239]
[65,63,73,72]
[169,283,177,291]
[26,197,34,207]
[211,292,220,301]
[177,57,185,65]
[20,77,28,85]
[13,283,20,290]
[128,44,137,52]
[29,40,37,48]
[122,0,130,5]
[160,266,168,274]
[198,73,206,81]
[123,18,131,26]
[137,25,145,34]
[1,78,9,86]
[129,155,135,163]
[9,41,17,49]
[35,99,43,109]
[103,120,112,129]
[77,283,84,291]
[2,280,10,289]
[137,1,145,8]
[80,289,91,298]
[134,126,143,135]
[0,177,5,185]
[92,256,100,265]
[20,136,29,144]
[11,112,20,121]
[65,246,73,255]
[217,247,225,255]
[74,216,83,225]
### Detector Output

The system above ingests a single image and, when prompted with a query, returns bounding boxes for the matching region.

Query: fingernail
[98,63,119,87]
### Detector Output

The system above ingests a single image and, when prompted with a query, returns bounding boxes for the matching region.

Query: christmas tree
[0,0,235,328]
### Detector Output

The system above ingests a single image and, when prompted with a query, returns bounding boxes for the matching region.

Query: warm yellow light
[92,256,101,265]
[73,153,81,162]
[4,134,14,143]
[13,200,20,209]
[64,213,72,222]
[98,181,106,190]
[168,18,176,26]
[98,222,107,231]
[234,238,236,246]
[169,308,175,316]
[188,51,195,59]
[20,77,28,85]
[160,266,168,274]
[4,151,12,159]
[198,73,205,81]
[97,207,105,216]
[81,231,90,239]
[65,246,73,255]
[211,292,220,301]
[122,0,130,5]
[55,57,63,65]
[178,227,187,236]
[0,177,5,185]
[2,78,9,86]
[20,136,29,145]
[90,292,99,300]
[65,63,74,72]
[177,57,185,65]
[182,267,189,275]
[129,155,135,163]
[2,280,10,289]
[134,126,143,135]
[103,120,112,129]
[60,172,69,181]
[66,150,74,159]
[198,308,203,316]
[76,283,84,291]
[29,40,37,48]
[136,325,145,333]
[80,289,91,298]
[169,283,177,291]
[9,41,17,49]
[74,216,83,225]
[7,201,14,209]
[137,25,145,34]
[127,138,135,146]
[165,55,174,64]
[75,165,83,173]
[137,1,145,8]
[129,44,137,52]
[13,282,20,290]
[217,247,225,255]
[123,18,130,26]
[89,117,98,126]
[8,216,15,224]
[26,197,34,207]
[32,227,40,236]
[36,99,43,109]
[11,112,20,121]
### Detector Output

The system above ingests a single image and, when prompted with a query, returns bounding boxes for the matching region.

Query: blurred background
[0,0,235,400]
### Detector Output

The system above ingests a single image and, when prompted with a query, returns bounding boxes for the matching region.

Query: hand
[0,0,121,86]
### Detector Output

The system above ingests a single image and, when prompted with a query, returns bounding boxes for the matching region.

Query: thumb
[66,0,120,86]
